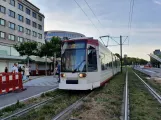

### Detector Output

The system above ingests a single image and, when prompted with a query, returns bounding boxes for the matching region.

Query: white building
[0,0,45,72]
[45,30,86,41]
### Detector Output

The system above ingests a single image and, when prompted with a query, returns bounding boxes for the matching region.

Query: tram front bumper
[59,83,92,90]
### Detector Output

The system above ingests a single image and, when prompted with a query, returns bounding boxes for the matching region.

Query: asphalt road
[135,67,161,77]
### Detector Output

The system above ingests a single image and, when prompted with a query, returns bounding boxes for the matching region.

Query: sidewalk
[24,76,58,86]
[23,75,47,83]
[0,76,58,109]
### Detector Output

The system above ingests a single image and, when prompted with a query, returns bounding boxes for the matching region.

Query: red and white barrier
[0,72,24,94]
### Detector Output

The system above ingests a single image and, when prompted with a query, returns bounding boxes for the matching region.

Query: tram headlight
[61,73,66,78]
[79,73,86,78]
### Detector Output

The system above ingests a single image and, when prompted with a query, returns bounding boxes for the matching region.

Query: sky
[28,0,161,61]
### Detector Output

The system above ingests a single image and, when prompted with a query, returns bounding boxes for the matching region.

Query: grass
[11,91,88,120]
[70,72,125,120]
[134,69,161,95]
[0,89,64,119]
[0,100,25,118]
[129,68,161,120]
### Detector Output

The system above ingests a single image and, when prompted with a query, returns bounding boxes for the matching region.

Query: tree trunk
[54,53,56,77]
[45,55,47,76]
[28,56,29,67]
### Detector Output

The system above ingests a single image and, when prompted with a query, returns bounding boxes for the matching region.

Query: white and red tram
[59,37,120,90]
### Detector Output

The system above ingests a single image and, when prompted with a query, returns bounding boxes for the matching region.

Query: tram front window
[61,41,86,72]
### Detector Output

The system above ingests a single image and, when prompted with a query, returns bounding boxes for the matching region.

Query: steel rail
[52,91,93,120]
[1,94,63,120]
[124,69,129,120]
[133,71,161,104]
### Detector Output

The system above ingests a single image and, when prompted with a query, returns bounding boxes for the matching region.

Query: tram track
[133,70,161,104]
[52,91,93,120]
[1,94,64,120]
[2,90,90,120]
[128,68,161,120]
[4,68,161,120]
[122,68,129,120]
[63,72,125,120]
[134,69,161,95]
[6,73,125,120]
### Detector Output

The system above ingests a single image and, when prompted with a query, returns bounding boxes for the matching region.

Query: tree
[38,36,62,58]
[38,37,62,75]
[14,41,38,65]
[115,53,121,59]
[123,57,148,65]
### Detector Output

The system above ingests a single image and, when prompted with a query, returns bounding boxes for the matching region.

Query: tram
[59,37,120,90]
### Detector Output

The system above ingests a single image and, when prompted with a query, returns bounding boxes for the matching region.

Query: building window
[0,31,5,39]
[18,25,24,32]
[18,3,23,11]
[9,10,15,18]
[18,14,23,22]
[10,0,15,6]
[38,15,42,21]
[38,24,42,30]
[32,22,37,28]
[26,8,30,15]
[9,22,15,30]
[32,12,37,18]
[26,28,31,35]
[33,31,37,37]
[8,34,15,41]
[0,5,5,14]
[26,18,30,25]
[0,18,5,26]
[38,33,42,39]
[26,39,30,42]
[18,36,24,42]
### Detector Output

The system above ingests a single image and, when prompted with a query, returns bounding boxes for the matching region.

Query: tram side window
[114,57,117,68]
[115,60,117,68]
[100,53,106,71]
[105,54,112,69]
[88,46,97,72]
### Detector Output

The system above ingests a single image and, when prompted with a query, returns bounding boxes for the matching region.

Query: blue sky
[29,0,161,60]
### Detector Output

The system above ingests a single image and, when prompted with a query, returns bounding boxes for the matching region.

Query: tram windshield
[61,41,86,72]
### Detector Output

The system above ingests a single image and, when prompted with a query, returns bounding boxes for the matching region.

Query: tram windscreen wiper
[72,60,85,73]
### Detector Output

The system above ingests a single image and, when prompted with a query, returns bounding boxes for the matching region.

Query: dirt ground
[70,96,113,120]
[154,80,161,84]
[69,73,125,120]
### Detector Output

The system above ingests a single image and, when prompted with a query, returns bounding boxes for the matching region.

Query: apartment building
[0,0,45,72]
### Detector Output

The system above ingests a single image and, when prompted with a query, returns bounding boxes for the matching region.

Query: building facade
[45,30,86,41]
[153,49,161,56]
[0,0,45,72]
[150,49,161,68]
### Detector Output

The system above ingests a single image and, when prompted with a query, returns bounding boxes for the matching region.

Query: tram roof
[69,37,94,40]
[64,37,120,59]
